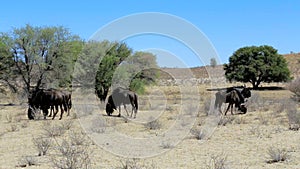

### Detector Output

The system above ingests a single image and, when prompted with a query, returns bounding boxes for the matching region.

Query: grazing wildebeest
[28,88,67,120]
[105,87,138,118]
[48,89,72,117]
[214,87,249,115]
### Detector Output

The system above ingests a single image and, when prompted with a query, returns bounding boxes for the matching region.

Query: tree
[0,24,82,98]
[0,35,18,93]
[95,42,132,101]
[94,42,159,101]
[224,45,291,89]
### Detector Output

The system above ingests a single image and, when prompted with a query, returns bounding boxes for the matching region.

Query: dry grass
[0,84,299,168]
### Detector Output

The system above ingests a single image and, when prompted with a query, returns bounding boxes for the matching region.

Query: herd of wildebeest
[27,85,251,120]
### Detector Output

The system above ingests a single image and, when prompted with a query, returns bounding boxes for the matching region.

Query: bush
[267,147,288,163]
[144,116,161,130]
[51,139,91,169]
[206,153,228,169]
[191,128,206,140]
[32,136,52,156]
[288,77,300,101]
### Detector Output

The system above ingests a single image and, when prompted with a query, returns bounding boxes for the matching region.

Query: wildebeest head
[241,87,251,98]
[240,104,247,114]
[105,95,116,116]
[27,106,36,120]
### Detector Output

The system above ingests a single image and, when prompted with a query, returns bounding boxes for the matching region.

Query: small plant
[287,77,300,101]
[32,136,52,156]
[17,156,37,167]
[116,158,157,169]
[191,128,206,140]
[42,122,66,137]
[60,119,73,130]
[218,116,234,126]
[144,116,161,130]
[206,153,228,169]
[286,102,300,130]
[161,140,174,149]
[69,131,88,146]
[7,124,18,132]
[267,147,288,163]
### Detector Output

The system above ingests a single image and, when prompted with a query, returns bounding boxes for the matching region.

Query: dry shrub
[51,139,91,169]
[32,136,52,156]
[116,158,157,169]
[267,146,289,163]
[42,122,66,137]
[17,156,37,167]
[191,128,206,140]
[144,116,161,130]
[218,116,235,126]
[206,153,229,169]
[286,102,300,130]
[287,77,300,101]
[246,93,265,112]
[6,124,18,132]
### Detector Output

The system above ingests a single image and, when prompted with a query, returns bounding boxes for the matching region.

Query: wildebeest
[105,87,138,118]
[214,87,251,115]
[28,88,68,120]
[48,89,72,117]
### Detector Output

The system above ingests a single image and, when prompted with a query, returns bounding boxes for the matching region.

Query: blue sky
[0,0,299,67]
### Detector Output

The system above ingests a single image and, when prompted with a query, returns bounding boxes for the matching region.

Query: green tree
[0,35,18,93]
[113,51,159,94]
[224,45,291,89]
[95,42,132,101]
[0,24,82,97]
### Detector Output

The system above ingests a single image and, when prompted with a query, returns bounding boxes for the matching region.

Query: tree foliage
[0,24,82,96]
[95,43,159,101]
[224,45,291,89]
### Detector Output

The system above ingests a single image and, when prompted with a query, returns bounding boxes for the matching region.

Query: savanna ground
[0,81,299,169]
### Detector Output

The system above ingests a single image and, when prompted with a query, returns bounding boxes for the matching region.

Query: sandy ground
[0,85,299,169]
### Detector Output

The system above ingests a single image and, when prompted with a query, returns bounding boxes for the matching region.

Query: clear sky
[0,0,299,67]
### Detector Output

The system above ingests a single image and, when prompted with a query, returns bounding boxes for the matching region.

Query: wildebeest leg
[59,104,64,120]
[52,105,59,120]
[117,106,121,117]
[43,108,48,120]
[224,103,231,115]
[48,106,54,117]
[123,105,130,116]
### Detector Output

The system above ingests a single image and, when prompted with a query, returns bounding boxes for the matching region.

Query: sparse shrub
[60,119,73,130]
[218,116,234,126]
[20,121,29,128]
[286,103,300,130]
[287,77,300,101]
[246,93,264,111]
[51,139,91,169]
[267,146,288,163]
[42,122,66,137]
[116,158,157,169]
[69,131,88,146]
[17,156,37,167]
[7,124,18,132]
[161,140,174,149]
[206,153,228,169]
[90,118,107,133]
[191,128,206,140]
[32,136,52,156]
[144,117,161,130]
